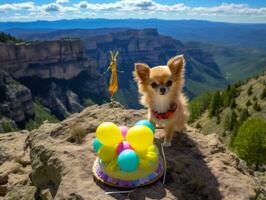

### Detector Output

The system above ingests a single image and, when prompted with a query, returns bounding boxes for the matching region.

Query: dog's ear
[134,63,150,82]
[167,55,185,78]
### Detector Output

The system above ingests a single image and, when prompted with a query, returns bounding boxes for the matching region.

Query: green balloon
[135,120,156,134]
[93,138,103,152]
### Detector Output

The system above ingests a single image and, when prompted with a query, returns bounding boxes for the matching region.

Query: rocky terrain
[0,102,264,199]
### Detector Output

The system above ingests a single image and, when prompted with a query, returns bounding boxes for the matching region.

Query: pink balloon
[116,141,133,155]
[119,126,128,138]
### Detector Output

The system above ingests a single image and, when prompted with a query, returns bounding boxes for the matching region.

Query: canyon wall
[0,39,108,122]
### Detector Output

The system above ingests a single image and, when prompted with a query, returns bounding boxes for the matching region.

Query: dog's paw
[163,141,171,147]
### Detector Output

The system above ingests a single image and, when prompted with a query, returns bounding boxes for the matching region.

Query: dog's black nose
[160,88,166,94]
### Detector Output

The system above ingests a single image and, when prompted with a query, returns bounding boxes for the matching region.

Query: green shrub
[231,118,266,166]
[25,102,59,131]
[2,121,15,132]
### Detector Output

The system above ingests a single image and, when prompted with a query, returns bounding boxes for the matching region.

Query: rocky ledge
[0,102,264,199]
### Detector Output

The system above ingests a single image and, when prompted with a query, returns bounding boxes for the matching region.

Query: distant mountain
[4,28,128,41]
[184,41,266,83]
[2,19,266,50]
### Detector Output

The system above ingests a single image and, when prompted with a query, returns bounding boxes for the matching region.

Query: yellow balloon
[126,125,154,152]
[147,144,158,153]
[98,145,117,163]
[96,122,123,146]
[146,152,158,162]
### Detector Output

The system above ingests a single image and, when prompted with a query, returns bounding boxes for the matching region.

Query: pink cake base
[93,157,164,188]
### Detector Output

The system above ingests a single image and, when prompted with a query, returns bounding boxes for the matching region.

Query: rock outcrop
[0,103,260,199]
[0,70,34,124]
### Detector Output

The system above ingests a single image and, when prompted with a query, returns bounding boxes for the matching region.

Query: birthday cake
[92,120,164,188]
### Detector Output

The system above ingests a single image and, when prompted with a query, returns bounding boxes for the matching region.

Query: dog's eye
[166,80,172,87]
[151,82,157,88]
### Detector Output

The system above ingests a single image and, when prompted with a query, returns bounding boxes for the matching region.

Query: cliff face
[0,70,33,124]
[0,39,108,120]
[0,39,93,80]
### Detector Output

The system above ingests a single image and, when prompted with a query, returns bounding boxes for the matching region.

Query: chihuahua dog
[134,55,189,147]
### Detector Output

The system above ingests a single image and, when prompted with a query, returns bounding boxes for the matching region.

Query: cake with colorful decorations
[92,120,164,188]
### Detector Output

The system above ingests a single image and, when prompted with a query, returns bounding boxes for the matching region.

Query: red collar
[152,103,177,119]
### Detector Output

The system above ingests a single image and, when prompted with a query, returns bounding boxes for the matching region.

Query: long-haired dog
[134,55,189,147]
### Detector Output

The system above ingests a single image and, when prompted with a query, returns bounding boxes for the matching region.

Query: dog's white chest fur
[152,94,172,113]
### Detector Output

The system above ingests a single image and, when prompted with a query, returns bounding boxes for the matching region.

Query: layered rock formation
[0,70,33,124]
[0,39,108,120]
[0,39,89,79]
[0,103,263,199]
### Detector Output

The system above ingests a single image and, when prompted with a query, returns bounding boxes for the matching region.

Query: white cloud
[190,3,266,16]
[74,0,187,12]
[0,1,265,22]
[56,0,69,4]
[0,2,35,12]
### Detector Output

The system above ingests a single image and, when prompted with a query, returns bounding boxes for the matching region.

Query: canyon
[0,28,226,127]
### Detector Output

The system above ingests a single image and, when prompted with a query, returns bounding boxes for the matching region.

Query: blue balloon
[93,138,103,153]
[135,120,155,134]
[118,149,139,172]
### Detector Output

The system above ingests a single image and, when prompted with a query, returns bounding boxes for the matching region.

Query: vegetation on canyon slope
[189,71,266,166]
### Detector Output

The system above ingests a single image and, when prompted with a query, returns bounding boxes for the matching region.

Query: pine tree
[253,101,261,111]
[208,92,222,118]
[230,99,237,108]
[245,99,252,107]
[247,85,253,96]
[260,87,266,99]
[224,110,237,131]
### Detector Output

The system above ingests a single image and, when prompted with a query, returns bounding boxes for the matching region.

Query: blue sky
[0,0,266,23]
